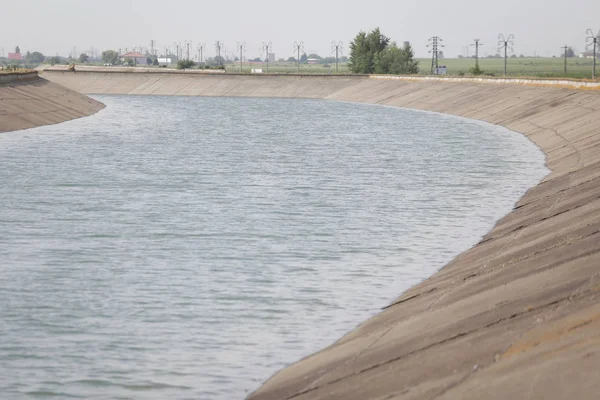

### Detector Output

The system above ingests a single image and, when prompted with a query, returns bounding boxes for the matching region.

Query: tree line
[348,28,419,75]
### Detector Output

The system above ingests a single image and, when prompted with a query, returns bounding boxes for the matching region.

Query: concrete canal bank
[40,68,600,399]
[0,71,104,133]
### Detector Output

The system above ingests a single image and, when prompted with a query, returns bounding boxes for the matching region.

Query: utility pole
[331,41,343,73]
[562,45,569,76]
[150,40,156,57]
[427,36,444,75]
[237,42,246,73]
[174,43,181,61]
[293,41,304,73]
[215,41,224,67]
[470,39,483,70]
[262,41,272,73]
[498,34,515,76]
[186,41,191,61]
[198,44,206,67]
[586,29,600,79]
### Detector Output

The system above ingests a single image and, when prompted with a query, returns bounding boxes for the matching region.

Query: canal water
[0,95,548,399]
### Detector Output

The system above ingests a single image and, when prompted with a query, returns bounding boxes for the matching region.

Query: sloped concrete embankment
[42,69,600,399]
[0,72,104,133]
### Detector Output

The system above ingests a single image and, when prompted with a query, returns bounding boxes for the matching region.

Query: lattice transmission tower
[586,29,600,79]
[498,34,515,76]
[293,41,304,73]
[427,36,444,75]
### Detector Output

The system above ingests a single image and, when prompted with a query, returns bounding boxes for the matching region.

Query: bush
[469,65,484,76]
[177,59,195,70]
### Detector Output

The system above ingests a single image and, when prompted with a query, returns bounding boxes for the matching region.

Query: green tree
[15,46,21,54]
[25,51,45,64]
[307,53,322,60]
[348,28,390,73]
[402,42,419,74]
[79,53,89,63]
[213,55,225,66]
[300,53,308,64]
[567,47,575,58]
[48,56,61,66]
[349,31,369,73]
[373,42,419,75]
[101,50,119,65]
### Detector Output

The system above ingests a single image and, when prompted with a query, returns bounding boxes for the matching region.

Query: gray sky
[2,0,599,59]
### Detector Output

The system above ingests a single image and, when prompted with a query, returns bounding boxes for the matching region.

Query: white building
[434,66,447,75]
[579,50,600,59]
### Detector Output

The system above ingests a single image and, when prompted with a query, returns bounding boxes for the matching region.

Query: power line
[197,44,206,66]
[461,45,470,58]
[185,41,192,61]
[561,45,569,76]
[586,29,600,79]
[174,42,182,60]
[498,34,515,76]
[427,36,444,75]
[331,41,343,73]
[293,41,304,73]
[470,39,483,70]
[215,41,224,66]
[237,42,246,73]
[262,42,272,73]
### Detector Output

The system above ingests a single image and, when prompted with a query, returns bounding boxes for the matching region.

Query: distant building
[307,58,319,65]
[434,66,447,75]
[8,53,22,61]
[120,52,148,65]
[157,57,172,66]
[579,50,600,59]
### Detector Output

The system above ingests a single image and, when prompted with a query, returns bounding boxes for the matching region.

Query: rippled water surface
[0,95,548,399]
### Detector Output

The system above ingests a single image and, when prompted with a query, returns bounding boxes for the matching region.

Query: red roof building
[120,52,148,65]
[8,53,22,61]
[120,52,146,58]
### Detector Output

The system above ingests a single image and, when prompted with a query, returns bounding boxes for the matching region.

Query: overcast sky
[2,0,599,60]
